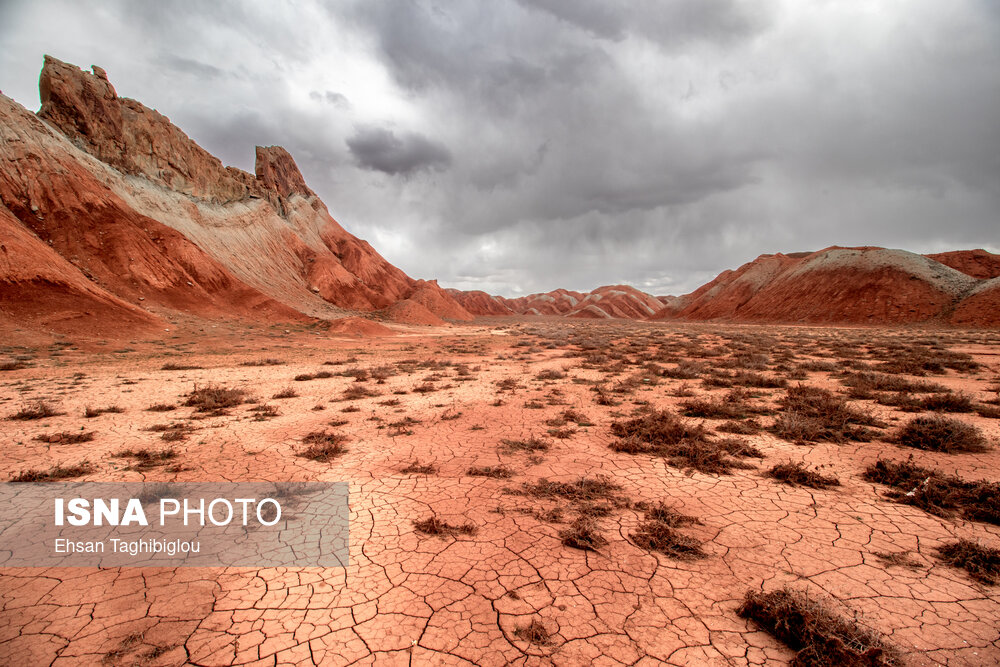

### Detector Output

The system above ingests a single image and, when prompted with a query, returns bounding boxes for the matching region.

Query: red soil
[950,280,1000,327]
[327,316,397,337]
[384,299,448,326]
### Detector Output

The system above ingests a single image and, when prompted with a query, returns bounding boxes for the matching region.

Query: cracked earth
[1,319,999,665]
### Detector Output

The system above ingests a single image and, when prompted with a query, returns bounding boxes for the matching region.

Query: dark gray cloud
[160,55,226,79]
[346,126,451,175]
[516,0,767,45]
[0,0,997,297]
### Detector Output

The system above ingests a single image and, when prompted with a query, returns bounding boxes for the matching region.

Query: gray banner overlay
[0,482,349,567]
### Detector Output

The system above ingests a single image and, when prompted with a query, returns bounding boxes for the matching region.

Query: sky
[1,0,998,297]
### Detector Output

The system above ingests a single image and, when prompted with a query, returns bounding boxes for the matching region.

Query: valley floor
[1,319,999,666]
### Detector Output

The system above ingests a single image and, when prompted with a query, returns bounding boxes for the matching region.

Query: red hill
[0,56,470,335]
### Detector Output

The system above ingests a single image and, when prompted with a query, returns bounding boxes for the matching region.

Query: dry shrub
[35,431,94,444]
[717,419,762,435]
[161,362,201,371]
[500,437,550,453]
[769,384,881,443]
[873,551,923,570]
[513,619,552,645]
[610,410,760,474]
[935,539,1000,584]
[240,358,285,367]
[766,462,840,489]
[559,518,607,551]
[737,588,902,666]
[915,392,975,413]
[400,460,437,474]
[523,476,624,505]
[183,385,250,412]
[297,431,348,461]
[863,458,999,525]
[11,401,62,420]
[467,465,515,478]
[114,448,177,470]
[413,516,477,536]
[11,463,94,482]
[84,404,124,418]
[840,372,948,397]
[893,415,989,453]
[340,385,380,400]
[631,519,704,559]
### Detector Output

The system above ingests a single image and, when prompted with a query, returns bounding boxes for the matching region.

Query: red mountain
[652,246,998,327]
[449,284,666,319]
[0,56,470,335]
[925,249,1000,280]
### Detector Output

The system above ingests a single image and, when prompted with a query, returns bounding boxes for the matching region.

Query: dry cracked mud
[2,319,999,665]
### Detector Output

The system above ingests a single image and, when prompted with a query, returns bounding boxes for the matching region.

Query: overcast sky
[2,0,998,296]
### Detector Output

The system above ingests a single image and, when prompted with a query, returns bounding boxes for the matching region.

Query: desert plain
[2,317,999,666]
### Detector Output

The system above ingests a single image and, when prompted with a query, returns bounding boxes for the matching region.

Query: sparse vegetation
[296,431,348,461]
[500,436,550,453]
[609,409,761,474]
[766,462,840,489]
[11,463,94,482]
[893,415,989,453]
[467,465,515,478]
[631,519,704,559]
[559,517,607,551]
[513,619,552,645]
[863,458,999,524]
[737,588,902,666]
[114,448,178,470]
[935,539,999,584]
[35,431,94,444]
[400,460,437,474]
[769,384,881,443]
[10,401,62,421]
[413,516,477,536]
[183,385,250,412]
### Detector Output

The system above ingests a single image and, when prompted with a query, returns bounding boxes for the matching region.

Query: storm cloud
[347,126,452,175]
[1,0,997,297]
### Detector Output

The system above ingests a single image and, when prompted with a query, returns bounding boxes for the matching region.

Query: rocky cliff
[0,56,470,334]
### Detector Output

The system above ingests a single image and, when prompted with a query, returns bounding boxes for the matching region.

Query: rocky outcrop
[255,146,315,199]
[38,56,261,203]
[0,91,303,325]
